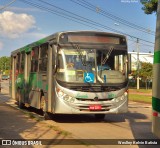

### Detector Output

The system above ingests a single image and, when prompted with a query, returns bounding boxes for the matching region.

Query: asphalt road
[0,80,159,148]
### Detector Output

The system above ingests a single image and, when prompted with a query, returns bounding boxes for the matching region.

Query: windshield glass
[56,48,128,84]
[97,49,128,84]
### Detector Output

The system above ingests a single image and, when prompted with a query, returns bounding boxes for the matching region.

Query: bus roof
[11,31,126,55]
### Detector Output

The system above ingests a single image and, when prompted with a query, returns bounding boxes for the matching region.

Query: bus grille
[70,86,118,92]
[76,98,113,101]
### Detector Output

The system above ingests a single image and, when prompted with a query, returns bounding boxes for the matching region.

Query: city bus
[10,31,129,120]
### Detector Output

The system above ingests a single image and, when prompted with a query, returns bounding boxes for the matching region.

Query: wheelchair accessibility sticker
[84,72,94,83]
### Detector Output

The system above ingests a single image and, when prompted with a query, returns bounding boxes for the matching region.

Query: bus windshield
[56,48,128,84]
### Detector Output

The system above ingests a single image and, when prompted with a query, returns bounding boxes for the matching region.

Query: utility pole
[152,0,160,138]
[137,38,140,90]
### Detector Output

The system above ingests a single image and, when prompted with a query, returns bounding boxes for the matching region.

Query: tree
[131,62,152,88]
[0,56,11,74]
[141,0,158,14]
[132,62,152,79]
[139,62,152,80]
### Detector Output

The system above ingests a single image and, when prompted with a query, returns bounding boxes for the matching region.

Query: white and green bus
[10,31,129,120]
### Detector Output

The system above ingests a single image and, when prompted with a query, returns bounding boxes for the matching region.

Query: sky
[0,0,157,57]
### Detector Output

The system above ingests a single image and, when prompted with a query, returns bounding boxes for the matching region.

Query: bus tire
[44,112,52,120]
[40,96,52,120]
[95,114,105,120]
[17,90,24,109]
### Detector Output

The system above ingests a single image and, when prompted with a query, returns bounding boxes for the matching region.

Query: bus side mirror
[128,54,131,74]
[53,55,58,73]
[52,45,58,73]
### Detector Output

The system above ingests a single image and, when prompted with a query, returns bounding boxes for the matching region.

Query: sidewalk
[0,90,10,103]
[0,89,89,147]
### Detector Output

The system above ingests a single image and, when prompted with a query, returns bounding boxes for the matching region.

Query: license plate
[89,105,102,110]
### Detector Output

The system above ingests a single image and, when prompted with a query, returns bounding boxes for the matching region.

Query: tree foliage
[139,62,152,80]
[141,0,158,14]
[132,62,153,80]
[0,56,11,73]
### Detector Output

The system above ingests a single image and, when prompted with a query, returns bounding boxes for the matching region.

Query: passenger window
[39,43,48,72]
[16,53,20,73]
[20,52,25,73]
[31,46,39,72]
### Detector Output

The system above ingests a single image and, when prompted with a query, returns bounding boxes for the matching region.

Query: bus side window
[16,53,21,74]
[20,52,25,73]
[31,46,39,72]
[39,43,48,72]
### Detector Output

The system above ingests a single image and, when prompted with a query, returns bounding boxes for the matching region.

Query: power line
[18,0,104,31]
[18,0,155,45]
[139,42,154,48]
[0,0,16,11]
[128,38,154,48]
[71,0,155,35]
[127,37,154,53]
[36,0,129,35]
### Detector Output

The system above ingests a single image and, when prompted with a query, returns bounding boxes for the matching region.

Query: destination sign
[68,35,120,44]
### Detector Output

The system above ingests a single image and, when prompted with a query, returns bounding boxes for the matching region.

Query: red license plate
[89,105,102,110]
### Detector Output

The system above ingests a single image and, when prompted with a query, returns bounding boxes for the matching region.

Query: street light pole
[137,38,140,90]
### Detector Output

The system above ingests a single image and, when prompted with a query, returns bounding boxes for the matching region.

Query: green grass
[129,88,152,103]
[129,88,152,93]
[129,92,152,104]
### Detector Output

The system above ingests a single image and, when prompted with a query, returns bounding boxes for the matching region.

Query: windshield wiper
[101,47,114,65]
[98,47,114,81]
[75,44,87,66]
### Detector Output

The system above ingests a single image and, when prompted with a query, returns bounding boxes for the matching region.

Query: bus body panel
[10,31,129,116]
[25,72,49,108]
[52,81,128,114]
[53,90,128,114]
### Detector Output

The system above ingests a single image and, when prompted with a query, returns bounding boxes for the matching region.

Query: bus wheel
[95,114,105,120]
[40,96,52,120]
[17,90,24,109]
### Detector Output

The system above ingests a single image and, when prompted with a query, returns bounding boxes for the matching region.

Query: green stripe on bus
[20,46,31,53]
[154,51,160,63]
[36,38,47,45]
[152,97,160,112]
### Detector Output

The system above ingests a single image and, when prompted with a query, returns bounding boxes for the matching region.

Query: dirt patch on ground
[129,89,152,96]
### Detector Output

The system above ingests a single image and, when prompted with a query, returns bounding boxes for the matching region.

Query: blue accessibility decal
[84,72,94,83]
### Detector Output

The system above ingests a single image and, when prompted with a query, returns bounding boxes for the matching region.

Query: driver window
[114,55,125,72]
[96,51,112,71]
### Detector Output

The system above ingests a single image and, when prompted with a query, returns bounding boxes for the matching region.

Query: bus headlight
[115,97,120,102]
[56,88,64,98]
[115,94,126,102]
[63,94,69,101]
[56,88,75,103]
[120,95,125,101]
[63,95,75,103]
